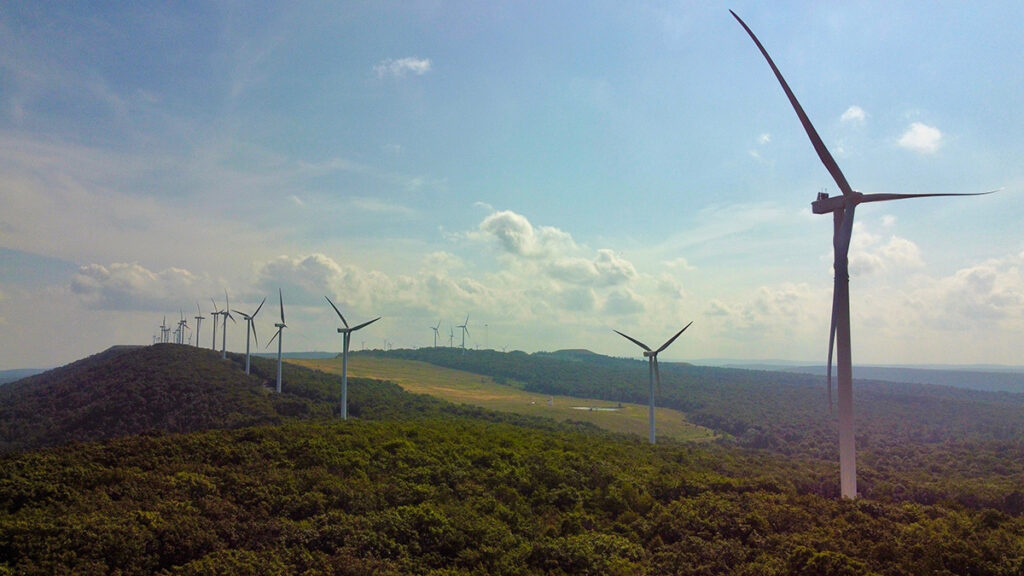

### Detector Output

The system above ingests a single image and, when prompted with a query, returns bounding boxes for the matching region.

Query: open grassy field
[289,355,716,442]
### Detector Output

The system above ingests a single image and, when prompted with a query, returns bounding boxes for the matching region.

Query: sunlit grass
[289,355,717,442]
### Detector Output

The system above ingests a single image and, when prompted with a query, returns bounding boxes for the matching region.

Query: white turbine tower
[210,298,222,351]
[266,289,287,393]
[233,297,266,375]
[732,10,994,498]
[220,290,235,359]
[614,321,693,444]
[326,296,380,420]
[457,315,470,352]
[431,321,441,347]
[194,302,205,348]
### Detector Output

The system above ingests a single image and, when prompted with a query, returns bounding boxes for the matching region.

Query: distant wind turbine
[176,310,189,345]
[732,10,995,498]
[457,315,470,352]
[194,302,205,348]
[431,321,441,347]
[448,324,454,348]
[233,297,266,375]
[326,296,381,420]
[210,298,221,351]
[220,290,235,359]
[266,289,287,393]
[614,321,693,444]
[159,316,169,344]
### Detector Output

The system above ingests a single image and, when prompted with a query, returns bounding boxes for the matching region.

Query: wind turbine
[732,11,994,498]
[233,297,266,375]
[159,316,169,343]
[457,315,470,352]
[326,296,380,420]
[448,324,454,348]
[431,321,441,347]
[209,298,221,351]
[220,290,235,360]
[177,310,189,345]
[194,302,205,348]
[614,322,692,444]
[266,289,286,393]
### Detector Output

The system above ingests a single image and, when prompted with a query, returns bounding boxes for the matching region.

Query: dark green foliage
[376,348,1024,509]
[2,418,1023,575]
[3,345,1024,574]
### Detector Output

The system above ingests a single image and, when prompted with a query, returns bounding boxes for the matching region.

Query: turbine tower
[233,297,266,375]
[266,289,287,393]
[220,290,235,359]
[614,322,692,444]
[159,316,169,343]
[457,315,470,351]
[210,298,221,351]
[732,10,993,498]
[194,302,205,348]
[176,310,189,345]
[448,324,454,348]
[431,321,441,347]
[325,296,380,420]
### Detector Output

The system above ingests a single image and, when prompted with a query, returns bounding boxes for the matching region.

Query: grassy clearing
[289,355,717,442]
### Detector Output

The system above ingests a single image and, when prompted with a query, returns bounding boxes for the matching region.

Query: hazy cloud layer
[71,263,217,311]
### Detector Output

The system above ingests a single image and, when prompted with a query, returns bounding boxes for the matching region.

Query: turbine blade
[351,316,381,332]
[196,301,202,316]
[860,190,998,203]
[252,321,259,348]
[835,204,857,261]
[266,327,281,349]
[211,297,219,313]
[731,10,855,198]
[279,289,285,324]
[252,297,266,319]
[827,287,838,416]
[325,296,349,328]
[613,329,652,352]
[225,290,230,312]
[655,321,694,354]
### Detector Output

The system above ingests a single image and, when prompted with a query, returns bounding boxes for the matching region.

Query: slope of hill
[3,411,1023,575]
[371,347,1024,506]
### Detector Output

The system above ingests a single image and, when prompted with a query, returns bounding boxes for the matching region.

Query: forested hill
[370,347,1024,505]
[0,344,461,454]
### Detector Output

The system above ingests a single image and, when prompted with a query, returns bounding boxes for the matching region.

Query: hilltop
[2,344,1024,574]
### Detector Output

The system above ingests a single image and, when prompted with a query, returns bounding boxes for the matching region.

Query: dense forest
[372,347,1024,508]
[2,344,1024,574]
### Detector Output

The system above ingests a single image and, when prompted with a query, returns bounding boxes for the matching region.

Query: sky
[1,2,1022,370]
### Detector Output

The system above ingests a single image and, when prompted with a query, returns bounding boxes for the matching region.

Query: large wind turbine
[431,321,441,347]
[233,297,266,375]
[457,315,470,351]
[732,11,994,498]
[326,296,381,420]
[194,303,205,348]
[266,289,287,393]
[614,322,692,444]
[220,290,235,360]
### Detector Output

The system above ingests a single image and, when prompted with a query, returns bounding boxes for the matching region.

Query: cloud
[847,222,924,276]
[477,210,574,258]
[840,105,866,124]
[758,133,771,145]
[71,262,215,311]
[898,122,942,154]
[374,57,432,79]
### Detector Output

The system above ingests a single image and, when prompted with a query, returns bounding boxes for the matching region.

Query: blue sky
[2,2,1022,369]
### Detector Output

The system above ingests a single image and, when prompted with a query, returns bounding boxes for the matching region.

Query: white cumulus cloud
[841,105,866,124]
[898,122,942,154]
